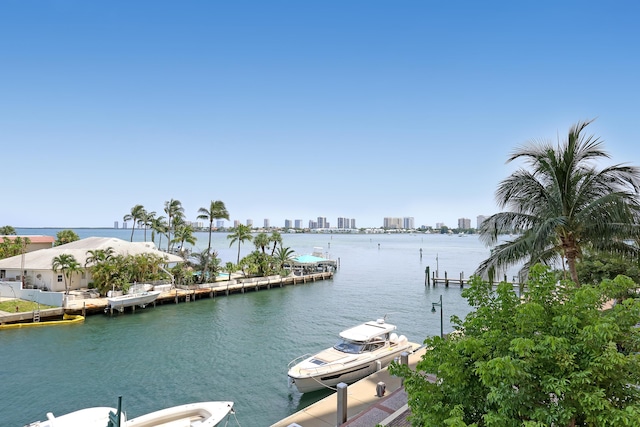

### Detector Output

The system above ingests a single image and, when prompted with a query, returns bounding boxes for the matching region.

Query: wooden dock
[423,266,523,289]
[66,271,334,316]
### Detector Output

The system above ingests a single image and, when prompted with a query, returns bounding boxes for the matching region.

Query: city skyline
[117,214,483,230]
[2,2,639,229]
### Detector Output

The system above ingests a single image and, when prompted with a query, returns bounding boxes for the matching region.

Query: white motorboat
[106,290,161,312]
[25,399,235,427]
[287,318,415,393]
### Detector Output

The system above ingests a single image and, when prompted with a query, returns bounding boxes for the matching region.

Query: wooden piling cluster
[424,266,522,289]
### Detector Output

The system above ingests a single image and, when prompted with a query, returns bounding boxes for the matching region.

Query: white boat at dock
[25,398,236,427]
[287,317,415,393]
[106,290,161,312]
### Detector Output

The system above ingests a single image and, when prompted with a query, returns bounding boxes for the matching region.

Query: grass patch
[0,300,56,312]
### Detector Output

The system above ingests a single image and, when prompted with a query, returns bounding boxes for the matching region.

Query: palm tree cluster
[52,248,173,296]
[477,119,640,286]
[123,199,230,257]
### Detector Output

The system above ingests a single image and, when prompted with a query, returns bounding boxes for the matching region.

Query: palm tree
[477,119,640,286]
[274,246,296,271]
[150,215,168,248]
[124,204,146,242]
[172,223,197,258]
[227,224,253,264]
[84,247,115,267]
[196,200,230,255]
[141,210,156,242]
[164,199,184,252]
[51,253,83,295]
[269,231,283,255]
[253,232,270,254]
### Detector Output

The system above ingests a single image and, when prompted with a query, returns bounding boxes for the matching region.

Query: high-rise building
[246,219,253,227]
[384,217,403,229]
[216,220,225,228]
[114,221,119,229]
[476,215,487,229]
[350,218,356,229]
[458,218,471,229]
[294,219,303,229]
[284,219,292,228]
[403,217,415,229]
[233,220,241,227]
[317,217,327,229]
[264,218,270,228]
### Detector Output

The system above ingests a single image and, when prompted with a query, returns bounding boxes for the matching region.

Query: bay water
[1,229,515,426]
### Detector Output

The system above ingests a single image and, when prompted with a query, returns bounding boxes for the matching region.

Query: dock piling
[337,383,348,425]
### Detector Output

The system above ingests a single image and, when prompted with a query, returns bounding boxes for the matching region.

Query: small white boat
[288,318,415,393]
[107,290,161,312]
[25,399,235,427]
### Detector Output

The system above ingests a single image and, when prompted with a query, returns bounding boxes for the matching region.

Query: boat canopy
[339,320,396,342]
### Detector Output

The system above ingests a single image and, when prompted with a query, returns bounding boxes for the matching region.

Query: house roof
[0,237,183,270]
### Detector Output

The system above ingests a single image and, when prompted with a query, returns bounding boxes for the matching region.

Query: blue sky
[2,1,639,229]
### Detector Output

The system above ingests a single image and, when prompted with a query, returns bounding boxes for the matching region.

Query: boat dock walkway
[65,271,334,315]
[270,345,427,427]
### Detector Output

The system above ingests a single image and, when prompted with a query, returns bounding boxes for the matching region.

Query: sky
[2,1,640,229]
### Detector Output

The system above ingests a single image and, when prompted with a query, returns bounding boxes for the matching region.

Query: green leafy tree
[274,246,295,273]
[0,236,31,259]
[51,254,82,294]
[123,204,146,242]
[196,200,230,255]
[189,250,221,283]
[196,200,229,278]
[140,210,156,242]
[150,215,168,248]
[84,247,115,267]
[269,231,283,256]
[164,198,184,252]
[391,266,640,426]
[172,223,197,257]
[54,230,80,246]
[253,232,270,254]
[0,225,16,235]
[227,224,253,264]
[477,120,640,286]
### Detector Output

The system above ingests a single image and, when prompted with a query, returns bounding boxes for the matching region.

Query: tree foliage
[391,266,640,426]
[54,229,80,246]
[0,236,31,259]
[477,120,640,286]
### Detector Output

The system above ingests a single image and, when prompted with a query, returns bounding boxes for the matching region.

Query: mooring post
[337,382,348,425]
[460,271,464,288]
[425,266,430,286]
[445,271,449,287]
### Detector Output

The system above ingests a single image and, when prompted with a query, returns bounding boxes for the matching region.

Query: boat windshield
[333,339,365,354]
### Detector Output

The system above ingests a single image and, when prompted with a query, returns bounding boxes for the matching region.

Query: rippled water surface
[2,230,516,426]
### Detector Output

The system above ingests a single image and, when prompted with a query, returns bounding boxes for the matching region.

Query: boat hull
[25,401,234,427]
[107,290,161,311]
[288,343,414,393]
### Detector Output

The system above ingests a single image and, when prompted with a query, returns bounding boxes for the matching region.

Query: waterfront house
[0,237,183,294]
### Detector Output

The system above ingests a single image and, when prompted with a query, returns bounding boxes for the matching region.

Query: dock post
[425,266,430,286]
[432,271,436,286]
[400,351,409,386]
[460,272,464,288]
[445,271,449,287]
[337,382,348,425]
